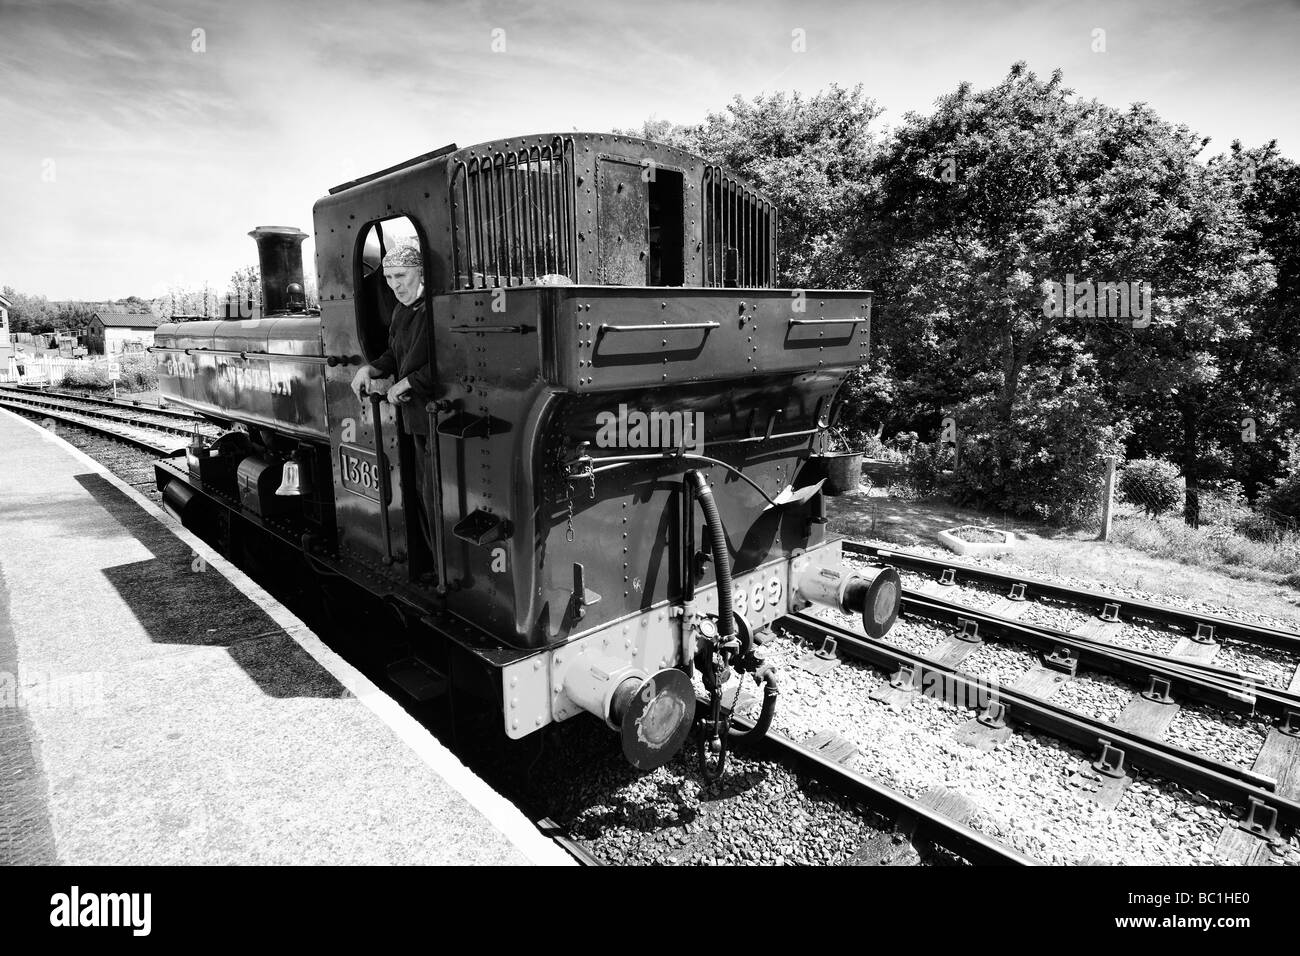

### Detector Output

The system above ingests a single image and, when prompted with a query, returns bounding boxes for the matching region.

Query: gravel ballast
[1049,672,1134,724]
[764,629,1300,865]
[1164,705,1272,769]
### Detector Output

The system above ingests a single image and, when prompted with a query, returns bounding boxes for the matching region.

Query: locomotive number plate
[735,575,784,624]
[339,444,386,501]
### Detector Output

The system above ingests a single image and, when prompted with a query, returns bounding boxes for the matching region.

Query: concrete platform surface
[0,410,571,865]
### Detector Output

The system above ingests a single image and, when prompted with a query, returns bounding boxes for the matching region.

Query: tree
[621,84,883,288]
[856,64,1267,523]
[2,286,56,333]
[227,265,261,316]
[1119,459,1183,517]
[119,295,152,314]
[624,72,1299,525]
[1200,143,1300,503]
[1083,121,1275,525]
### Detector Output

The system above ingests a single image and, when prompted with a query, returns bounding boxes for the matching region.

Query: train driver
[349,241,436,549]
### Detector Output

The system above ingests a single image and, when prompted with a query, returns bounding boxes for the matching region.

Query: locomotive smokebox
[249,225,309,315]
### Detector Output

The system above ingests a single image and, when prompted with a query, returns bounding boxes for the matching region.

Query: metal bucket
[822,451,863,496]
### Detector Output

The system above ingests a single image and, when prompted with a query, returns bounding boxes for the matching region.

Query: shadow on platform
[74,472,349,700]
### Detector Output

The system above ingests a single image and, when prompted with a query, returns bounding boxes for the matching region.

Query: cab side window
[355,216,423,361]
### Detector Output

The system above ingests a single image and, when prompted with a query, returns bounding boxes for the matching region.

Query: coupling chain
[563,475,575,543]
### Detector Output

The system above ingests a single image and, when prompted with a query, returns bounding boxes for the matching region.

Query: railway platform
[0,410,571,866]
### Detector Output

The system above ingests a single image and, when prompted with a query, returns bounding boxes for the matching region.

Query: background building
[85,311,164,355]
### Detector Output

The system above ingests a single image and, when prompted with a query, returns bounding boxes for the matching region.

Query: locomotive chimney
[249,226,309,315]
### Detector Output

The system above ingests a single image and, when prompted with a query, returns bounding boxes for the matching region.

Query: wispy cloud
[1,0,1296,298]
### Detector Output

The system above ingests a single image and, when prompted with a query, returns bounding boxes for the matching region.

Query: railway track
[847,541,1300,725]
[781,611,1296,822]
[0,386,217,455]
[765,612,1296,863]
[728,708,1035,864]
[535,818,603,865]
[2,384,205,424]
[847,541,1300,652]
[778,541,1300,862]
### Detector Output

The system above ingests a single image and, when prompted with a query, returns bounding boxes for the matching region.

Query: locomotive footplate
[153,457,531,675]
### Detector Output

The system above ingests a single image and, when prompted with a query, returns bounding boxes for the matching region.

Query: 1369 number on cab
[339,444,386,500]
[734,575,784,624]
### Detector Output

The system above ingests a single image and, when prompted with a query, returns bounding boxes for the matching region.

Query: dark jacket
[371,298,436,435]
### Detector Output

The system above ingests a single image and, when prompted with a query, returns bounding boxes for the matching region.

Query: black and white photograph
[0,0,1297,922]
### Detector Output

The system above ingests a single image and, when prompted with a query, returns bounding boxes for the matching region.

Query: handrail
[148,346,338,365]
[597,321,719,334]
[787,317,863,326]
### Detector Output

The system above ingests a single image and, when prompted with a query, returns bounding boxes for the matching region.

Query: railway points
[824,544,1300,863]
[0,409,571,866]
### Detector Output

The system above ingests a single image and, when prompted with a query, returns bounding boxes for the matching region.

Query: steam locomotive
[151,132,900,774]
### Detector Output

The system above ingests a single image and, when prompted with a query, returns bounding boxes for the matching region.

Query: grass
[1110,507,1300,580]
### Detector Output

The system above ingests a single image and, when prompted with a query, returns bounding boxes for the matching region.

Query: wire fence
[1108,463,1300,580]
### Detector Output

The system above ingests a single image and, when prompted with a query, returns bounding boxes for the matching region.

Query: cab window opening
[356,216,426,362]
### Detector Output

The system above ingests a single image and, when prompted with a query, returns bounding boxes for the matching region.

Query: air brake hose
[686,470,734,639]
[728,665,779,741]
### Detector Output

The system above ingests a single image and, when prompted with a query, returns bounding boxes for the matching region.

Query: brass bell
[275,460,305,497]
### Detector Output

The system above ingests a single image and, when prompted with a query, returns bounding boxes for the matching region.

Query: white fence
[1,357,121,385]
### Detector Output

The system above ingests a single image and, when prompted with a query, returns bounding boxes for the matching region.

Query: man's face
[384,267,423,306]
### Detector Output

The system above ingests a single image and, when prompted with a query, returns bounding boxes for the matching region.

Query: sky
[1,0,1298,300]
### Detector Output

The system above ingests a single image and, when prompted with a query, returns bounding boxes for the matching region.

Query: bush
[117,356,158,392]
[59,364,112,389]
[1197,482,1254,530]
[1262,472,1300,524]
[1118,459,1182,517]
[947,376,1128,526]
[905,441,954,496]
[858,432,907,462]
[55,356,157,393]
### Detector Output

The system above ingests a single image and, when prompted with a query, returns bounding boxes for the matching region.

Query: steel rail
[900,590,1300,722]
[2,385,204,422]
[534,817,603,866]
[0,391,209,438]
[778,612,1300,829]
[722,708,1037,865]
[848,542,1300,652]
[0,396,187,455]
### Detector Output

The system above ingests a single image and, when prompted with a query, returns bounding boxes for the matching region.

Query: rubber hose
[729,666,779,740]
[688,470,734,638]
